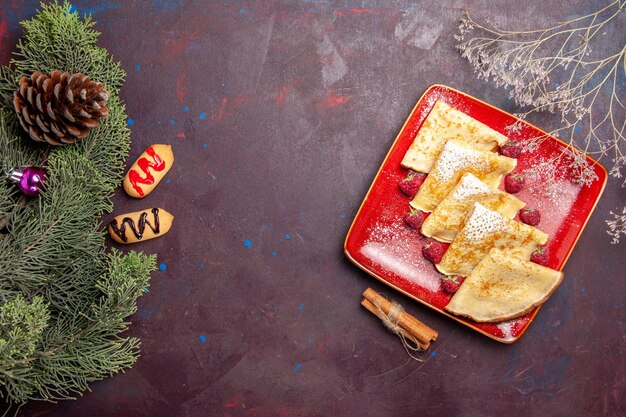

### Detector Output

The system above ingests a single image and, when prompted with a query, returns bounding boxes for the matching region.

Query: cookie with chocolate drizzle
[108,207,174,244]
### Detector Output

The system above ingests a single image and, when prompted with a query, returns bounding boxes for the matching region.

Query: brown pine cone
[13,70,109,145]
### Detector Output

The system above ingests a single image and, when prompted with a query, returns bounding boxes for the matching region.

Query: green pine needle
[0,1,156,405]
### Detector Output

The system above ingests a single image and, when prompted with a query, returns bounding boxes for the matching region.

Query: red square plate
[344,84,607,343]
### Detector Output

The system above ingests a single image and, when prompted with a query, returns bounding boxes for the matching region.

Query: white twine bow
[371,295,424,361]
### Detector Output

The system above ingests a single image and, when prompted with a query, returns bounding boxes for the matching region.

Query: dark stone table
[2,1,624,416]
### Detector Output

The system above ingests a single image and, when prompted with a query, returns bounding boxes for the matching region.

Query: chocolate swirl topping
[109,208,160,242]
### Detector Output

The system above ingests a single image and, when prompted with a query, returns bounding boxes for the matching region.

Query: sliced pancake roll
[401,100,508,173]
[436,203,548,277]
[421,173,525,243]
[445,248,563,323]
[410,141,516,213]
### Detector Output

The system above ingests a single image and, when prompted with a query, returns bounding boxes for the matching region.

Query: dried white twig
[607,207,626,243]
[457,1,626,241]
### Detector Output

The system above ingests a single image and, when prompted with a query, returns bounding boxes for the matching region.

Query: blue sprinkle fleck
[203,143,208,149]
[199,112,206,120]
[240,8,245,13]
[307,337,312,344]
[135,64,141,72]
[340,213,346,219]
[165,178,171,184]
[69,5,77,13]
[298,304,304,311]
[285,234,291,240]
[582,287,587,295]
[199,263,205,269]
[271,251,278,257]
[127,118,135,126]
[159,263,167,271]
[183,106,189,112]
[431,351,437,357]
[294,363,302,372]
[574,126,581,133]
[169,119,175,125]
[244,239,253,248]
[199,335,206,343]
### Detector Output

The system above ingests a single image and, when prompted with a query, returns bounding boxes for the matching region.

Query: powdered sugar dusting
[463,203,507,241]
[433,141,488,182]
[517,155,582,237]
[524,155,569,199]
[497,319,519,342]
[453,173,492,199]
[362,220,440,292]
[367,218,407,241]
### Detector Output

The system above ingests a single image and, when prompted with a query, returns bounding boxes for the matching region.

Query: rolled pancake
[410,141,516,213]
[445,248,563,323]
[436,203,548,277]
[401,100,508,173]
[421,173,525,243]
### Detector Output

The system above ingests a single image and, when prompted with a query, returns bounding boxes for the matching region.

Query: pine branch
[0,1,156,405]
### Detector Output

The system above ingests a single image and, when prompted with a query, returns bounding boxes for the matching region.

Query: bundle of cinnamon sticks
[361,288,438,350]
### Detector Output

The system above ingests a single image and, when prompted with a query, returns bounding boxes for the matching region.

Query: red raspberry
[499,141,522,158]
[399,172,426,197]
[530,246,549,266]
[422,241,447,264]
[504,173,525,194]
[519,208,541,226]
[441,275,465,294]
[404,209,427,231]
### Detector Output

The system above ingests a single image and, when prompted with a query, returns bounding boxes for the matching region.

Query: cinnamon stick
[361,298,430,350]
[362,288,438,345]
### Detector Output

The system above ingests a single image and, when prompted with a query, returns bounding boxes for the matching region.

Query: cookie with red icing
[123,144,174,198]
